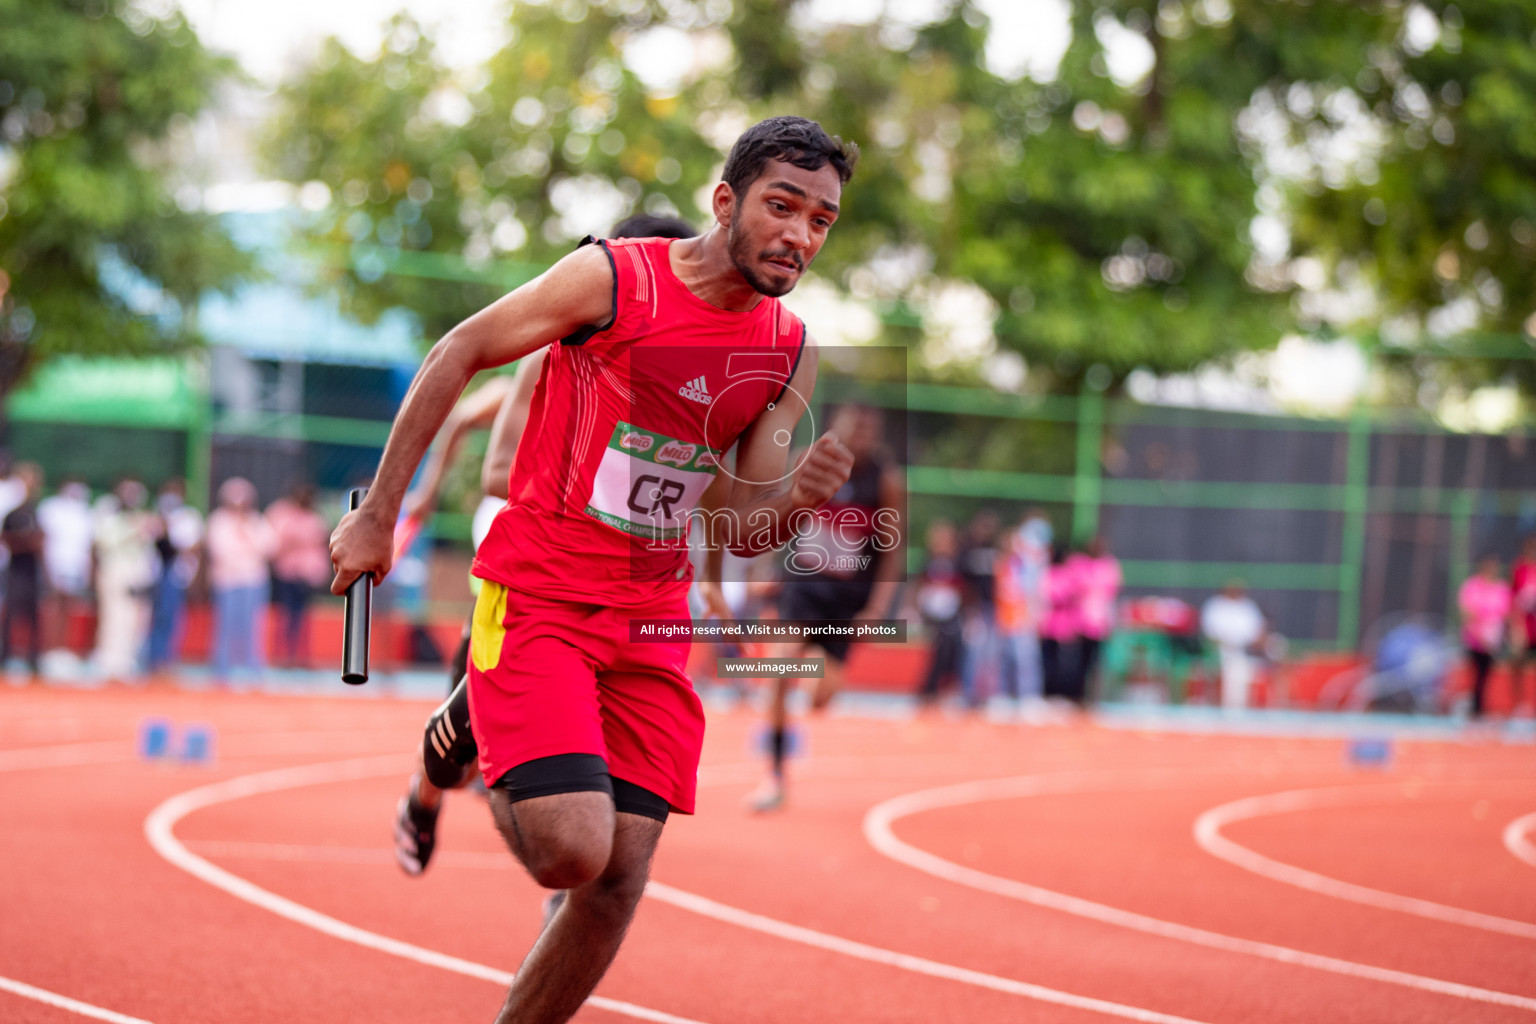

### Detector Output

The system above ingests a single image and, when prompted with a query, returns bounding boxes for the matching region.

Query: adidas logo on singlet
[678,375,713,405]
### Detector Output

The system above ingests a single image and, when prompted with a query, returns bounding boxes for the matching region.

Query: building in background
[5,212,419,516]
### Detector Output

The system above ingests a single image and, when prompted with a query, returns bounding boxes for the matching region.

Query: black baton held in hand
[341,487,372,685]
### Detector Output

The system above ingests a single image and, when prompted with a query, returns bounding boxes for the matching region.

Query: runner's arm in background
[694,470,735,621]
[401,375,517,523]
[856,465,906,621]
[479,348,545,500]
[329,245,615,593]
[723,343,855,557]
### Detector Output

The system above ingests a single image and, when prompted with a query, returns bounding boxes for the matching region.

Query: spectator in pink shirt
[1509,535,1536,715]
[266,484,332,668]
[1040,544,1082,703]
[1459,554,1511,719]
[207,477,277,681]
[1069,536,1122,703]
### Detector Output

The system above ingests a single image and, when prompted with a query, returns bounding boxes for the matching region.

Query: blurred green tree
[259,7,724,341]
[1284,0,1536,394]
[265,1,1320,385]
[262,0,1535,398]
[0,0,248,400]
[722,1,1406,387]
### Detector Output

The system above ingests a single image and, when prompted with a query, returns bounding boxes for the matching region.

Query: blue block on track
[1346,735,1392,767]
[180,723,216,765]
[139,718,173,760]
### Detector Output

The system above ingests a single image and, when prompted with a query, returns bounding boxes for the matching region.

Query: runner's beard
[728,220,801,298]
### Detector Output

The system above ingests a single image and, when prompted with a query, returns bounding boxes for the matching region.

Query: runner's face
[830,406,881,460]
[726,159,841,297]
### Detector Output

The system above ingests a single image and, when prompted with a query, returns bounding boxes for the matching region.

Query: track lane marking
[183,840,1215,1024]
[0,740,132,773]
[696,751,981,788]
[151,757,1217,1024]
[864,771,1536,1012]
[1505,813,1536,870]
[1194,784,1536,939]
[186,840,514,869]
[640,881,1209,1024]
[0,974,155,1024]
[143,756,707,1024]
[0,729,408,775]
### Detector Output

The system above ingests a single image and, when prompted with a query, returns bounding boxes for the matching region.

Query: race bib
[586,420,720,540]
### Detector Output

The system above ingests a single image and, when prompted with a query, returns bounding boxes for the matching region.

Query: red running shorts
[465,579,703,814]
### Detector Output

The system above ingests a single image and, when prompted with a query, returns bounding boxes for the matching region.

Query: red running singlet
[473,236,807,608]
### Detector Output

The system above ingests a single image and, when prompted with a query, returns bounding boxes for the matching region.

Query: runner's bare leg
[488,795,663,1024]
[809,644,842,711]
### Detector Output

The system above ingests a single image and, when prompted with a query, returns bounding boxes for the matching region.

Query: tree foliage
[1282,0,1536,393]
[261,0,1535,394]
[0,0,248,395]
[259,6,725,341]
[709,0,1319,386]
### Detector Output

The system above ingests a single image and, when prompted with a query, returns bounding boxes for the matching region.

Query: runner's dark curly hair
[722,116,859,198]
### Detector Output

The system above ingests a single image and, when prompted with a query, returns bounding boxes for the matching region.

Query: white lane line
[157,758,1217,1024]
[216,729,414,756]
[864,772,1536,1013]
[0,738,947,783]
[1506,813,1536,870]
[642,882,1209,1024]
[0,973,155,1024]
[696,752,981,788]
[1194,785,1536,940]
[186,840,514,870]
[143,757,708,1024]
[0,729,406,776]
[0,740,132,773]
[183,838,1213,1024]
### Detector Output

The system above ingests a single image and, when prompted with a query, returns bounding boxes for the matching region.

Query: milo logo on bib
[586,420,720,541]
[619,431,654,452]
[655,441,697,467]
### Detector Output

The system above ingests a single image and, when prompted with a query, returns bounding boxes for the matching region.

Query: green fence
[9,242,1534,652]
[900,384,1531,649]
[11,355,1534,651]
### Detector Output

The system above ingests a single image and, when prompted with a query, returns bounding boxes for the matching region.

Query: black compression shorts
[492,752,670,823]
[776,578,875,663]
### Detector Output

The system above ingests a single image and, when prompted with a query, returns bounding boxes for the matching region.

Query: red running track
[1,686,1533,1023]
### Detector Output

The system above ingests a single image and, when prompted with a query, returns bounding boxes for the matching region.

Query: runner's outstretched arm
[402,375,518,523]
[694,471,735,621]
[479,348,545,500]
[329,245,614,594]
[856,465,906,620]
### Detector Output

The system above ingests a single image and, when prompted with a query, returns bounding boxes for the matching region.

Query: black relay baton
[341,487,372,685]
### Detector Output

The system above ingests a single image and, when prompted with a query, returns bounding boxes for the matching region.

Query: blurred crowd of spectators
[913,509,1122,712]
[910,510,1297,711]
[0,454,331,684]
[1457,538,1536,719]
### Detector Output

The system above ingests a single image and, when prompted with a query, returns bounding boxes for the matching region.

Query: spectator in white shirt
[38,479,94,654]
[1201,581,1266,711]
[93,479,157,681]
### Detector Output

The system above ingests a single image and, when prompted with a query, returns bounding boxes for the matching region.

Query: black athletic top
[782,457,888,588]
[2,502,41,582]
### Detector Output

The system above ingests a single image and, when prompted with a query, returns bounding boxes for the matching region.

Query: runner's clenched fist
[789,431,855,510]
[329,504,394,595]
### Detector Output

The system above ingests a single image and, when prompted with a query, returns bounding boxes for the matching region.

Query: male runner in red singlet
[330,116,857,1024]
[392,215,694,876]
[403,215,697,697]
